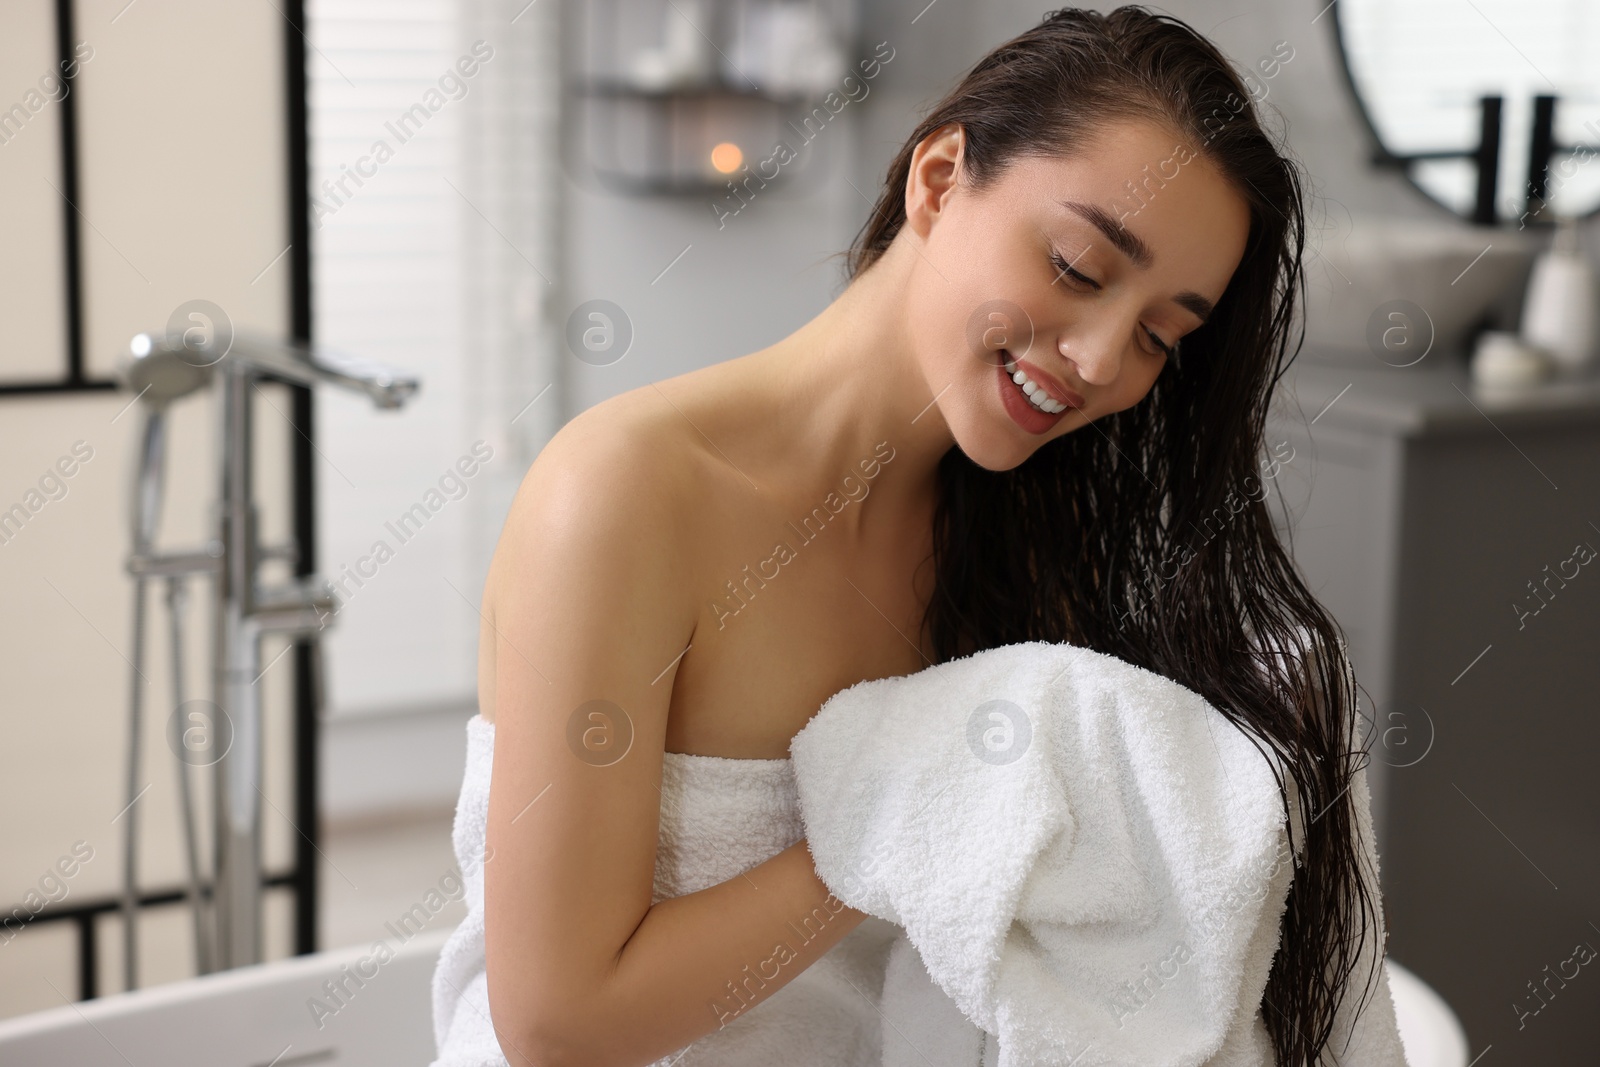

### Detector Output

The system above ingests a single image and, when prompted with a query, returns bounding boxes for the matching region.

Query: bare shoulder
[487,384,715,624]
[515,387,704,529]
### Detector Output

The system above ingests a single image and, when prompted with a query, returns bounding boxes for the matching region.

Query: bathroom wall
[560,3,872,417]
[305,0,563,822]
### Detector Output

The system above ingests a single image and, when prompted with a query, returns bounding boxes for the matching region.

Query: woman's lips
[996,354,1069,435]
[1009,354,1085,410]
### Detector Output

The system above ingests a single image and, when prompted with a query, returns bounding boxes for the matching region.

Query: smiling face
[899,117,1252,471]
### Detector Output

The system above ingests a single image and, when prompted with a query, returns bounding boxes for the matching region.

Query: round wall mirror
[1332,0,1600,226]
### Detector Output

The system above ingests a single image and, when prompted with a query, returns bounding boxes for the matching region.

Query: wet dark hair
[846,7,1383,1064]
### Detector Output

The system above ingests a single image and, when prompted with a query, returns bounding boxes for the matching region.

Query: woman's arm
[482,421,867,1067]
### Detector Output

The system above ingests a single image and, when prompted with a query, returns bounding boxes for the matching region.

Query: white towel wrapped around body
[429,716,899,1066]
[788,639,1407,1067]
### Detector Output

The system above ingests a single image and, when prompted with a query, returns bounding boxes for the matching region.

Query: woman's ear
[904,123,966,240]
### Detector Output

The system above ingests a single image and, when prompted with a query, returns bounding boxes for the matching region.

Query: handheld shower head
[122,332,216,409]
[121,333,215,551]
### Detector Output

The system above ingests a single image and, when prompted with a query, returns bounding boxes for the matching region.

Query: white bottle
[1519,213,1598,374]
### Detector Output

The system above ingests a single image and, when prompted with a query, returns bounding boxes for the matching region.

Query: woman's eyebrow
[1060,199,1154,267]
[1172,290,1214,323]
[1057,199,1215,323]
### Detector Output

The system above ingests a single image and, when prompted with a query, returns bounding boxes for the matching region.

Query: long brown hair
[847,7,1383,1063]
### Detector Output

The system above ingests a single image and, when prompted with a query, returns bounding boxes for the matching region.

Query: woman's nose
[1057,330,1122,387]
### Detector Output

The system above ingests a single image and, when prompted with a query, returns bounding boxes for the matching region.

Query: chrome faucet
[118,329,420,981]
[218,331,419,409]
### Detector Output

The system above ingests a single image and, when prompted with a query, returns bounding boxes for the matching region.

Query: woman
[436,7,1386,1066]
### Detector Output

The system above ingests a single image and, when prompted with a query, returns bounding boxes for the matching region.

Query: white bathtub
[0,926,453,1066]
[0,932,1466,1067]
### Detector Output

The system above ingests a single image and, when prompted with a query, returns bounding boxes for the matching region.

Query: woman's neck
[736,236,956,544]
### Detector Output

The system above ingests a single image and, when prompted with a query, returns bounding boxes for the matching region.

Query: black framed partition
[0,0,322,999]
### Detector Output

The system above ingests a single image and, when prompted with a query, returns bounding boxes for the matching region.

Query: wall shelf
[573,75,810,104]
[566,0,857,197]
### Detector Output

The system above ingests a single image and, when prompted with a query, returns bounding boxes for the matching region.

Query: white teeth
[1002,356,1066,414]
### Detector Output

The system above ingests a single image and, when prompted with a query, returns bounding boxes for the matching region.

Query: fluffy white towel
[430,716,507,1067]
[789,639,1407,1067]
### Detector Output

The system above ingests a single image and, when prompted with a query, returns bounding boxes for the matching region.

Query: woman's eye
[1049,252,1097,290]
[1051,250,1173,358]
[1144,329,1175,358]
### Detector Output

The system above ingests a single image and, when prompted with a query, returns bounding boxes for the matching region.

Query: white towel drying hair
[788,639,1408,1067]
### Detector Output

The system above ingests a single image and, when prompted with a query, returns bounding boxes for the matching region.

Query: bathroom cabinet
[1265,354,1600,1061]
